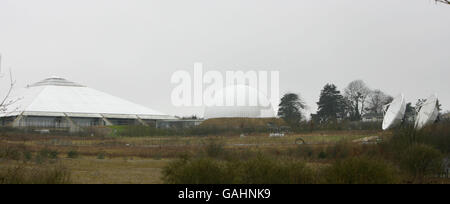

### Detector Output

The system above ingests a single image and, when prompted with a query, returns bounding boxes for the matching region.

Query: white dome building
[203,85,276,119]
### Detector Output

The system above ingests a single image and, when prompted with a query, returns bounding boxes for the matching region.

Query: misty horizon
[1,0,449,117]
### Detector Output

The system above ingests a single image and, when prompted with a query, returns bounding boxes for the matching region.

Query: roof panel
[1,77,172,119]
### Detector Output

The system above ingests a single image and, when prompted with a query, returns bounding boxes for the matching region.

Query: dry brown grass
[0,130,388,184]
[64,157,168,184]
[0,130,381,160]
[1,128,448,184]
[0,157,169,184]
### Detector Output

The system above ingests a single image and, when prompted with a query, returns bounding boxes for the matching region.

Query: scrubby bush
[162,157,232,184]
[222,148,258,161]
[0,165,72,184]
[382,123,448,183]
[318,151,327,159]
[203,139,227,158]
[23,150,33,162]
[386,122,450,154]
[398,144,443,183]
[37,149,59,160]
[385,125,420,154]
[35,149,53,164]
[49,150,59,159]
[97,152,106,160]
[416,123,450,154]
[323,157,400,184]
[1,145,37,163]
[235,155,316,184]
[326,142,353,159]
[287,145,315,159]
[38,149,50,159]
[162,155,318,184]
[67,150,79,159]
[0,145,22,161]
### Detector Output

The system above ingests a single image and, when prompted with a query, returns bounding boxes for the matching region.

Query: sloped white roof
[1,77,173,120]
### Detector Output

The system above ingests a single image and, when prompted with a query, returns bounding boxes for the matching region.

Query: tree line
[278,80,443,128]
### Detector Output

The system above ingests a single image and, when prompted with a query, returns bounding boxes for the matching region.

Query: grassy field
[0,130,382,160]
[0,130,381,184]
[2,130,381,148]
[58,157,168,184]
[0,157,169,184]
[1,127,447,184]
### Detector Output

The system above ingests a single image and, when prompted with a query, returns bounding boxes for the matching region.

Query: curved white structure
[415,94,439,130]
[0,77,174,128]
[203,84,275,119]
[382,94,406,130]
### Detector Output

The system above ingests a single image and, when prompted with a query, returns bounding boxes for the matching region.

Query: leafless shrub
[0,164,72,184]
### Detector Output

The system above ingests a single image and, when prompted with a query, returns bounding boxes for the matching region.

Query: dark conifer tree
[317,84,345,123]
[278,93,306,127]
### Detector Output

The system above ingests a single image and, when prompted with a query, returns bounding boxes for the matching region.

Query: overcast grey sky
[0,0,449,117]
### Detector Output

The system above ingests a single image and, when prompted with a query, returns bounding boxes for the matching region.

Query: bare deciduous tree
[366,89,393,115]
[0,54,20,115]
[344,80,371,121]
[0,70,19,114]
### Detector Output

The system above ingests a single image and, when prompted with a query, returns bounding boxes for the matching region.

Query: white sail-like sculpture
[415,94,439,130]
[382,94,406,130]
